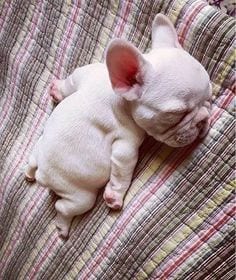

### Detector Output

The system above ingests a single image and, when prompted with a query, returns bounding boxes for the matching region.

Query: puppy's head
[106,14,212,147]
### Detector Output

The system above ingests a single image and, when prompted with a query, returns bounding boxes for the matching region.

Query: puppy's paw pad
[104,196,115,204]
[103,191,123,210]
[49,80,63,103]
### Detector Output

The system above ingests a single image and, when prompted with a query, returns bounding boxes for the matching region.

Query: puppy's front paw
[49,80,63,103]
[103,187,123,210]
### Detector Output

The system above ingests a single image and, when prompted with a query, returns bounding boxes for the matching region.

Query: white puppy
[25,14,211,238]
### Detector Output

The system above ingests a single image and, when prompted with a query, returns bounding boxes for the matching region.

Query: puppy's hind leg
[25,154,37,182]
[55,190,97,238]
[25,137,41,182]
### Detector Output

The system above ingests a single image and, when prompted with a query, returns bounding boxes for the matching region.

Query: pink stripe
[168,201,235,277]
[211,88,234,122]
[133,179,234,279]
[112,3,126,36]
[79,91,234,278]
[0,1,45,196]
[113,1,131,38]
[0,113,47,205]
[28,231,60,279]
[0,0,45,203]
[178,2,207,45]
[0,1,13,29]
[0,188,47,272]
[157,206,235,278]
[1,2,81,191]
[117,1,132,37]
[0,1,43,125]
[1,2,82,274]
[54,1,81,77]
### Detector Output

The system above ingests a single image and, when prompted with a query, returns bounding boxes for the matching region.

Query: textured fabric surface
[0,0,235,279]
[207,0,235,16]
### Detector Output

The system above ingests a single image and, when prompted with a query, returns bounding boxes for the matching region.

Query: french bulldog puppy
[25,14,211,238]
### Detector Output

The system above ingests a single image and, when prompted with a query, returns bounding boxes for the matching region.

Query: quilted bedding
[0,0,235,279]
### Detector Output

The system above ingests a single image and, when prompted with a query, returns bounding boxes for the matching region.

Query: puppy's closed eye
[162,110,187,125]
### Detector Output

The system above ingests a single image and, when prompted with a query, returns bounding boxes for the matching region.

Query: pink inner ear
[107,46,140,90]
[125,64,138,86]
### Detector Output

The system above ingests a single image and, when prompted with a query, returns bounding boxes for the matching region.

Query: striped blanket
[0,0,235,279]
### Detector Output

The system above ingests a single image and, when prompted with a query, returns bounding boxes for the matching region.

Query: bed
[0,0,235,279]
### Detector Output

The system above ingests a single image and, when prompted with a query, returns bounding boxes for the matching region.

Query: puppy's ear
[106,39,149,101]
[152,14,181,49]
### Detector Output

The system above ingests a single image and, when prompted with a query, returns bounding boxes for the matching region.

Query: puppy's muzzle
[175,105,211,146]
